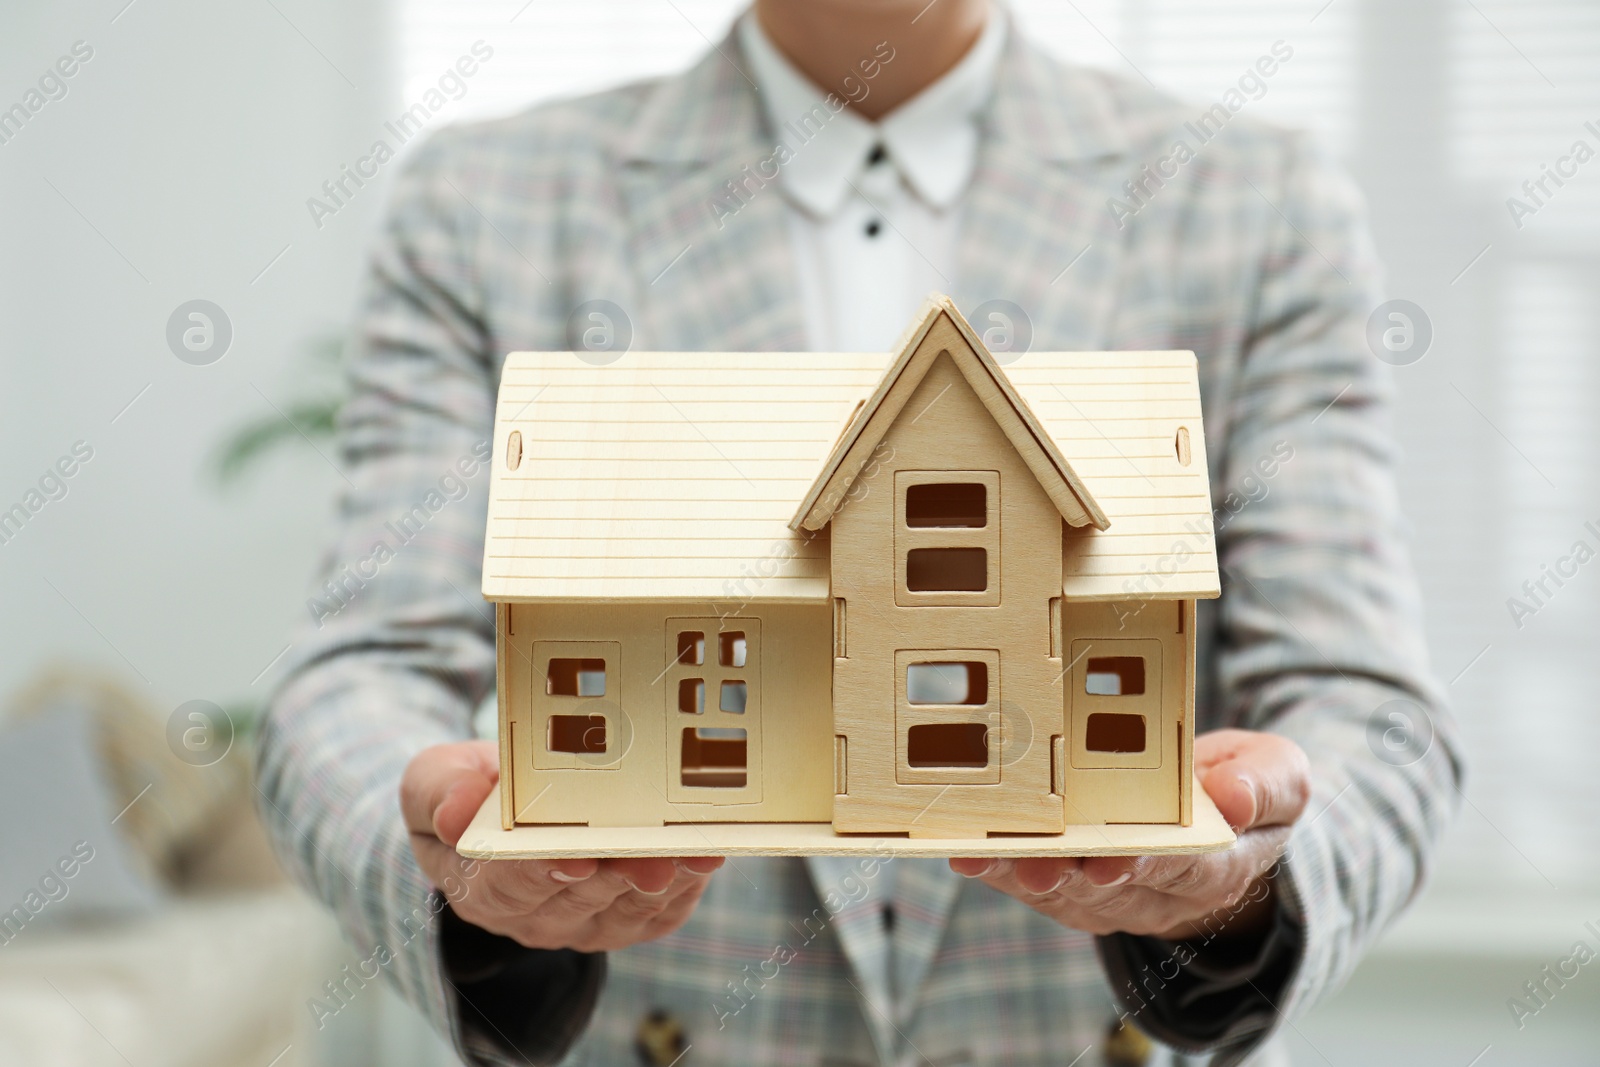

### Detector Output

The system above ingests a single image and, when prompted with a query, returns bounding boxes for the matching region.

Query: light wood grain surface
[458,779,1235,859]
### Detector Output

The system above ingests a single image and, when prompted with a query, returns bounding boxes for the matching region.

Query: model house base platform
[458,782,1235,859]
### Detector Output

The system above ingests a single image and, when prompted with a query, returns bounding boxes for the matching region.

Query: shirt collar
[737,5,1006,218]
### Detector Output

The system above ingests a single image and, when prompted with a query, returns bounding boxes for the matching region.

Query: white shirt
[738,6,1006,352]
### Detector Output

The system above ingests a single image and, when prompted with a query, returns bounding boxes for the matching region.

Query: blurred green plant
[211,334,346,486]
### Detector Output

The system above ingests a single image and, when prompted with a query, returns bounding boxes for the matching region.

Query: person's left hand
[949,729,1311,941]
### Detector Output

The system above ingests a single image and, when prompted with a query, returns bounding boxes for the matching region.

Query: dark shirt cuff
[1095,883,1303,1062]
[438,896,606,1066]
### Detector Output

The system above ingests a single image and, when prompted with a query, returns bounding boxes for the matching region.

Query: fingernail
[1030,870,1068,895]
[1105,872,1132,887]
[549,869,591,884]
[1236,774,1260,826]
[625,878,671,896]
[957,860,996,879]
[673,858,717,876]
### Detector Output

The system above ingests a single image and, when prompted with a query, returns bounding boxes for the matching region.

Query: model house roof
[792,298,1110,533]
[482,301,1220,604]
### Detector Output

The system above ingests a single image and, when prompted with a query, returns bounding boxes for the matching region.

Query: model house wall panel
[503,601,833,827]
[1057,599,1189,824]
[830,352,1066,837]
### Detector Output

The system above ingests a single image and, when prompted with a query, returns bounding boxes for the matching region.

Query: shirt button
[864,219,882,238]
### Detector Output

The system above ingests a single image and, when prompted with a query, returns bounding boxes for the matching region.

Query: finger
[674,856,725,877]
[951,857,1083,894]
[1192,728,1257,777]
[1012,857,1081,895]
[537,862,639,920]
[1147,827,1293,938]
[409,831,554,922]
[399,741,500,843]
[968,859,1169,930]
[1225,824,1293,891]
[560,863,710,940]
[955,857,1196,934]
[497,856,603,900]
[949,857,993,879]
[534,856,699,926]
[410,831,478,889]
[426,845,595,921]
[1076,855,1140,888]
[606,857,680,895]
[524,857,715,920]
[1200,733,1311,830]
[958,857,1089,899]
[1080,854,1208,895]
[576,873,715,951]
[637,880,714,942]
[605,878,694,927]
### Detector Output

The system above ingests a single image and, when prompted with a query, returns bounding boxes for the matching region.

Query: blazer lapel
[804,855,899,1061]
[616,33,807,353]
[954,33,1133,350]
[888,859,963,1022]
[614,25,1134,353]
[796,857,965,1056]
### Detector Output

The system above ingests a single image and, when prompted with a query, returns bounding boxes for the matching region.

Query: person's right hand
[400,740,724,952]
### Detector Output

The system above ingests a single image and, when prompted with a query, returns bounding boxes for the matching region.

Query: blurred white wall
[0,0,394,720]
[0,7,457,1060]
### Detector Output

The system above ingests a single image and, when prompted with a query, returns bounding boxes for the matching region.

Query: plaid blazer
[257,18,1462,1067]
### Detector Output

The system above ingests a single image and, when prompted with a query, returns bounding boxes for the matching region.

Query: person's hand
[949,729,1310,940]
[401,740,724,951]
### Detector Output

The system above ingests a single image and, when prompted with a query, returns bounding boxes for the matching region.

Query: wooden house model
[464,297,1231,857]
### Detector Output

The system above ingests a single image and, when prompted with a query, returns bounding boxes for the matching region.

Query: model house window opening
[548,714,607,754]
[905,659,991,768]
[906,723,989,767]
[905,548,987,592]
[1085,656,1144,696]
[896,650,1000,783]
[546,657,606,697]
[896,472,1000,604]
[532,645,617,765]
[671,625,754,788]
[1083,655,1148,754]
[680,727,748,788]
[905,482,987,527]
[676,631,705,665]
[905,661,988,705]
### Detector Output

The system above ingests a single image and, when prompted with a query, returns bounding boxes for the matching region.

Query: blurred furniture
[0,670,352,1067]
[0,893,342,1066]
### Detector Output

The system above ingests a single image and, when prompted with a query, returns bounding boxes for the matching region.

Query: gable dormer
[791,297,1109,535]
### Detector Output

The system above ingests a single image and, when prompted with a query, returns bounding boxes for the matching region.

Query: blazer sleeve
[253,131,598,1066]
[1103,133,1465,1064]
